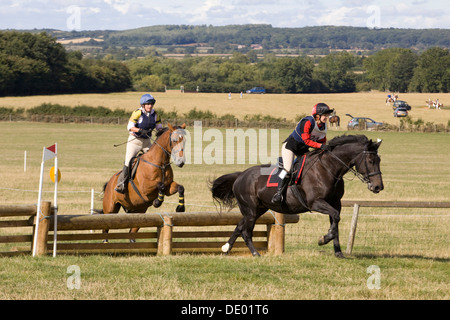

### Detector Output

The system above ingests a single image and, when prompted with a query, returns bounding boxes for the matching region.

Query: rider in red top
[271,103,334,204]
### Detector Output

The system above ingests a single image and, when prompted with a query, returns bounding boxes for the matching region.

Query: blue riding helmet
[140,94,156,105]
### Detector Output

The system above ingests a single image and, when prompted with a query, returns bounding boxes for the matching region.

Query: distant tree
[0,31,68,95]
[314,52,356,93]
[273,56,314,93]
[409,47,450,93]
[0,31,132,96]
[364,48,417,92]
[134,74,165,92]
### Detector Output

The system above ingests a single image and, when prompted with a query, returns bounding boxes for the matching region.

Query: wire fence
[286,207,449,259]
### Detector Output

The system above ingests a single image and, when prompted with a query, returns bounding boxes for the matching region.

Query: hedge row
[1,103,449,132]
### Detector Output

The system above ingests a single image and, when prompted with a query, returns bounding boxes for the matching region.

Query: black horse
[210,135,384,258]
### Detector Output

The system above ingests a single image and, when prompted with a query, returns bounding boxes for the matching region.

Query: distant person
[271,103,334,204]
[115,94,163,194]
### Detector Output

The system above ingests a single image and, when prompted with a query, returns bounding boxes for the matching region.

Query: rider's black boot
[271,170,290,205]
[115,165,129,194]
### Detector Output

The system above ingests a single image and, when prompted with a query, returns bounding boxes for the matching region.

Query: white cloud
[317,6,364,26]
[188,0,236,24]
[0,0,449,30]
[104,0,132,15]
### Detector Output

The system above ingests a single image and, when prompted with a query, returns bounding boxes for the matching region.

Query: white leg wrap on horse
[222,243,230,253]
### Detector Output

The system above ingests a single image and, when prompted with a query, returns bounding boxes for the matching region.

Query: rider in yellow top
[115,94,163,194]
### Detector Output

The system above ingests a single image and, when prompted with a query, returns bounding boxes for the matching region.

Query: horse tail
[209,172,242,211]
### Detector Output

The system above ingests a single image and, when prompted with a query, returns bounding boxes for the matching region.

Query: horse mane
[328,135,369,148]
[156,127,169,138]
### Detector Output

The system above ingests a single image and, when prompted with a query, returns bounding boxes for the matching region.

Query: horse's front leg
[166,181,185,212]
[153,182,166,208]
[311,199,343,258]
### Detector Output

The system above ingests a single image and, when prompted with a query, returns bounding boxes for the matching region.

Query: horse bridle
[142,130,185,171]
[325,150,382,185]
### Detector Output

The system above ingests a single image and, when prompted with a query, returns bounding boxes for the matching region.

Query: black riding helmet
[312,103,334,117]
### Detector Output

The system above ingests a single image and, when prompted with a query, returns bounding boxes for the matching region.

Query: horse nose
[373,184,383,193]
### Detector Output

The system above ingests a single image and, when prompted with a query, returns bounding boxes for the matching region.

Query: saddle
[129,150,145,181]
[266,155,310,211]
[266,155,306,188]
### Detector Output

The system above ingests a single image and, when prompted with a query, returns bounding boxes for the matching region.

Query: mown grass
[0,251,447,300]
[0,102,449,300]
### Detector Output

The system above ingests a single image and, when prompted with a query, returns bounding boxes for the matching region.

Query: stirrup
[271,192,283,204]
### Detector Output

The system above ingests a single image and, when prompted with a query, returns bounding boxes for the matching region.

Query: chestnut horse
[210,135,383,258]
[329,115,340,128]
[101,123,187,241]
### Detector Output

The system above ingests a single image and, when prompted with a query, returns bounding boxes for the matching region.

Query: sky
[0,0,449,31]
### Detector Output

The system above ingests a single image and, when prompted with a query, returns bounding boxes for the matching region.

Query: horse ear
[167,123,174,131]
[371,138,382,150]
[181,123,186,129]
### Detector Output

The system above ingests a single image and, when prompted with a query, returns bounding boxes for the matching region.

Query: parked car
[393,100,411,110]
[394,107,408,117]
[346,114,383,130]
[246,87,266,94]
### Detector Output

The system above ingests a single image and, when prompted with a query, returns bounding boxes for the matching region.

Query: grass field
[0,92,449,300]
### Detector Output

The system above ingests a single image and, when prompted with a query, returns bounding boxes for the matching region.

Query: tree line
[127,48,449,94]
[55,25,450,52]
[0,31,449,96]
[0,31,131,96]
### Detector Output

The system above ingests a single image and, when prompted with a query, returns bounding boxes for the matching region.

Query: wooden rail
[1,200,448,257]
[341,200,450,208]
[0,203,49,257]
[48,211,298,256]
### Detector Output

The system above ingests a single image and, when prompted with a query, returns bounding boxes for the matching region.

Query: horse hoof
[176,205,185,212]
[318,236,326,246]
[130,239,136,244]
[153,200,163,208]
[335,252,345,259]
[221,243,230,253]
[103,239,109,244]
[252,251,261,257]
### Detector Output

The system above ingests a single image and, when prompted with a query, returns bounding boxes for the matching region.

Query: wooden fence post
[157,215,173,256]
[162,216,173,256]
[267,212,285,255]
[32,201,52,256]
[346,203,360,255]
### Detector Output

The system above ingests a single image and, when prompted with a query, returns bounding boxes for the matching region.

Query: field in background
[0,97,449,299]
[1,91,449,126]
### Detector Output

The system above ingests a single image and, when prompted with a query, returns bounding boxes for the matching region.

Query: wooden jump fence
[1,200,449,257]
[0,201,298,257]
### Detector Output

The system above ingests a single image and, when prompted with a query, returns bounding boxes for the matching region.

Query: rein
[321,149,382,185]
[141,129,186,176]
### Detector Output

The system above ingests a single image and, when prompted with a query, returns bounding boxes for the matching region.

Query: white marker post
[52,143,58,257]
[32,144,57,257]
